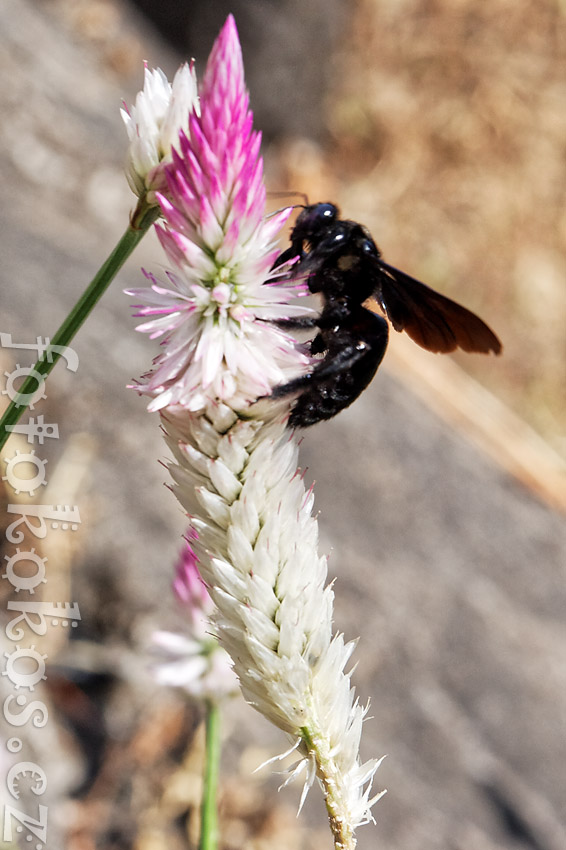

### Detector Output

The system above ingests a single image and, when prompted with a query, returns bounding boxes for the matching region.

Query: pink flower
[152,534,239,700]
[128,16,311,413]
[172,531,212,634]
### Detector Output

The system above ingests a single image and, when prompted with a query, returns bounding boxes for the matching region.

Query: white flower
[129,215,309,413]
[121,62,198,201]
[162,402,385,843]
[151,630,238,700]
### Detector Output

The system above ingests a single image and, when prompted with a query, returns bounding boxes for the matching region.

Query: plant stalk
[200,700,221,850]
[0,199,159,450]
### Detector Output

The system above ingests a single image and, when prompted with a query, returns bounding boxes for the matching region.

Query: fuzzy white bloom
[162,404,385,845]
[130,16,384,849]
[121,62,198,200]
[152,630,238,699]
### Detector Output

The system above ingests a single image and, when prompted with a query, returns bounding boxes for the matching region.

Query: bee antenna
[267,190,309,207]
[265,200,309,220]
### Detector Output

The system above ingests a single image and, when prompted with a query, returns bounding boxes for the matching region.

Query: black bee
[270,202,502,428]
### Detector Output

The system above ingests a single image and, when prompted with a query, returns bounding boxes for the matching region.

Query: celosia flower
[172,530,211,630]
[152,533,238,700]
[162,405,385,845]
[121,62,198,201]
[131,15,384,848]
[126,27,311,413]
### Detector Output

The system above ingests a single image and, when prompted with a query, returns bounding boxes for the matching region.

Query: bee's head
[293,202,339,242]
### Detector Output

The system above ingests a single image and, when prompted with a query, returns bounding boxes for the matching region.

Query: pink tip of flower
[173,533,211,613]
[202,15,243,102]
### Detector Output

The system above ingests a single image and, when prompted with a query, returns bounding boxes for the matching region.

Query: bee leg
[270,241,305,270]
[270,339,373,399]
[310,332,326,354]
[260,316,319,330]
[272,310,389,418]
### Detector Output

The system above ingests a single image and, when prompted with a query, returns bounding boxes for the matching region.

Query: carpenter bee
[270,202,502,428]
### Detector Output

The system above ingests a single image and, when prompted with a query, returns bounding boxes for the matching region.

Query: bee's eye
[316,203,337,224]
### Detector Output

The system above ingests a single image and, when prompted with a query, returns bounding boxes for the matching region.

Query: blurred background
[1,1,565,848]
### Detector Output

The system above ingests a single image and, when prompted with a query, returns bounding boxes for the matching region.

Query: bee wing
[374,261,502,355]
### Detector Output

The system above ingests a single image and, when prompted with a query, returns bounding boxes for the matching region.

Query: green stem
[200,700,221,850]
[0,199,160,450]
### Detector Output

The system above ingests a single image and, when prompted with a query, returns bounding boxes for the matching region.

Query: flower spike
[128,18,310,415]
